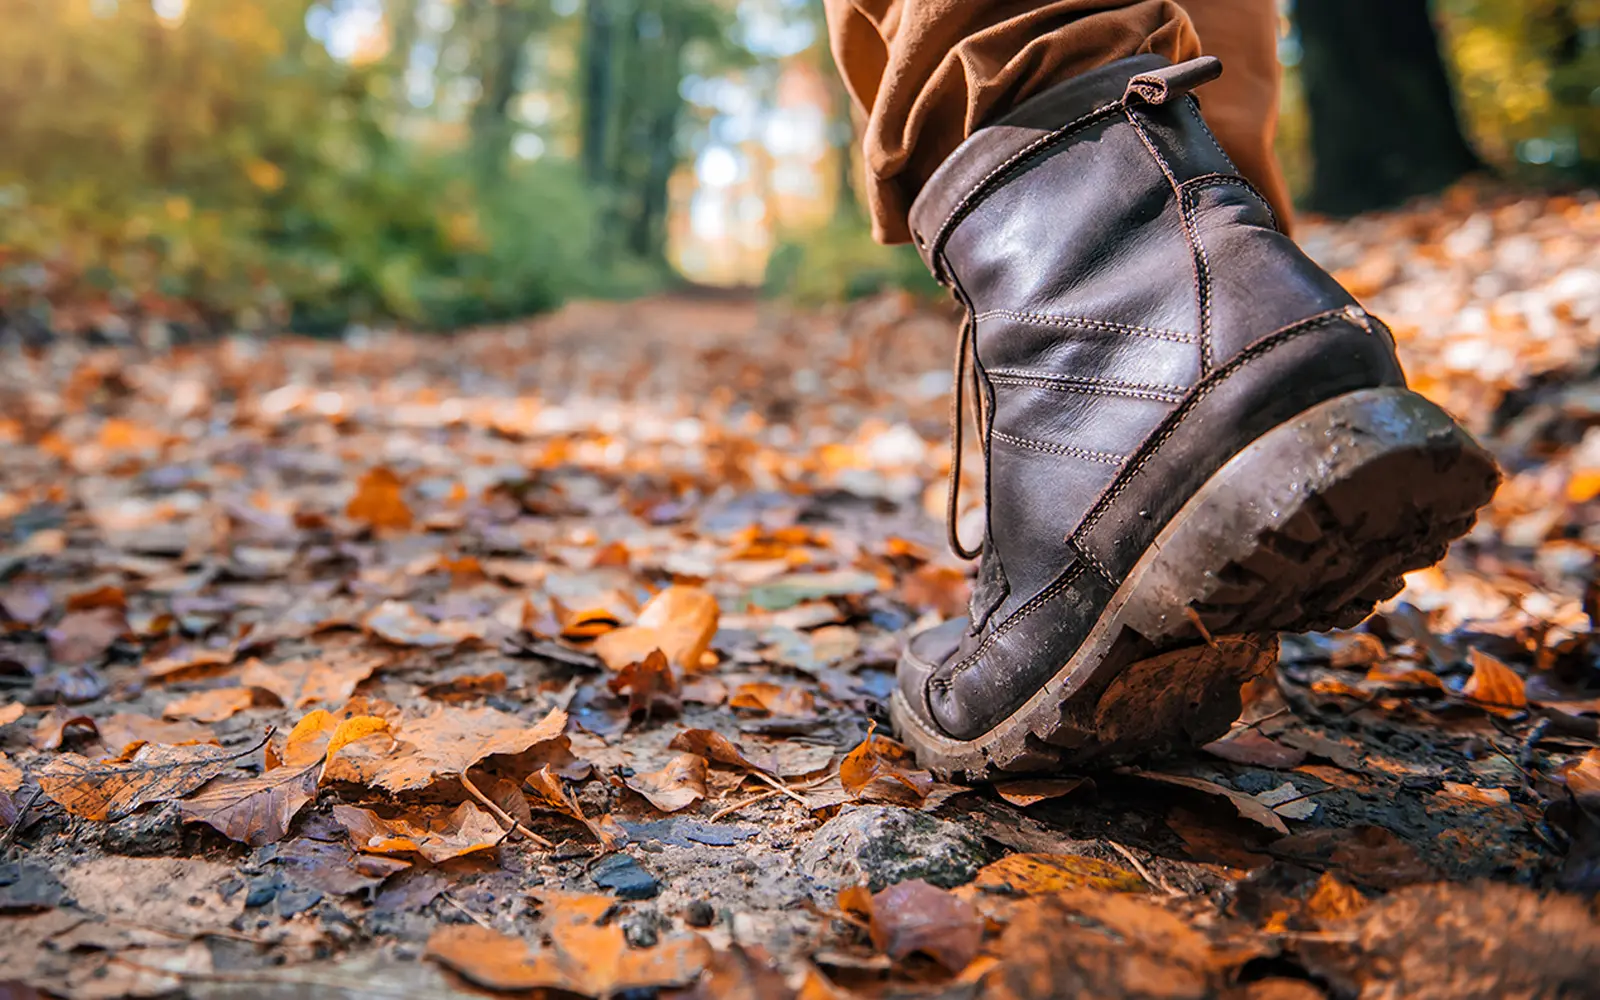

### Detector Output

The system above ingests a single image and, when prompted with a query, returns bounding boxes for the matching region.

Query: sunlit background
[1,0,1596,334]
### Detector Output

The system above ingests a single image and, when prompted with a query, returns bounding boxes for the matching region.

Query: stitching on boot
[991,430,1126,465]
[1070,311,1357,557]
[1178,173,1284,236]
[986,371,1187,403]
[1184,97,1238,172]
[974,309,1197,344]
[930,561,1091,693]
[1124,108,1211,370]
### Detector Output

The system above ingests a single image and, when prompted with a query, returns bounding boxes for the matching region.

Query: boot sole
[892,386,1500,781]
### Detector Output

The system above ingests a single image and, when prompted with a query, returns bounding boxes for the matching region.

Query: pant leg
[824,0,1289,244]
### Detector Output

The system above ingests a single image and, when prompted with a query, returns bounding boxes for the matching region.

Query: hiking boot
[892,55,1499,779]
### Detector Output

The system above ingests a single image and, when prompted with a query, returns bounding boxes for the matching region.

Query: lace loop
[946,307,985,560]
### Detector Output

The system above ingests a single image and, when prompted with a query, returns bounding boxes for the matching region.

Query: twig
[710,788,782,821]
[1183,607,1218,650]
[0,786,43,858]
[1107,840,1182,897]
[441,892,494,930]
[460,772,553,848]
[747,769,809,808]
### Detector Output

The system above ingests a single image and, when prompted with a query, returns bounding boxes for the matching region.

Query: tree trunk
[1294,0,1479,215]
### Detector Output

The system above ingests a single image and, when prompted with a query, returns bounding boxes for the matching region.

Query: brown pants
[822,0,1290,243]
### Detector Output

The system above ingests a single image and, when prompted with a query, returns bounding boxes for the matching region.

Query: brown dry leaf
[47,606,125,664]
[96,712,218,754]
[178,758,320,846]
[993,777,1089,808]
[624,753,707,813]
[241,653,381,709]
[1464,649,1527,711]
[855,878,983,972]
[1561,748,1600,808]
[0,701,24,728]
[526,763,617,848]
[0,752,23,794]
[422,671,508,703]
[141,645,241,683]
[592,585,719,671]
[1303,871,1367,922]
[29,707,96,750]
[365,599,488,648]
[840,725,933,807]
[1364,662,1447,691]
[1122,769,1290,835]
[681,676,728,706]
[333,801,506,863]
[667,728,764,772]
[970,853,1146,895]
[426,921,710,996]
[341,705,566,793]
[346,466,413,531]
[608,649,681,718]
[1201,729,1309,768]
[555,591,638,639]
[38,739,259,820]
[65,584,126,612]
[681,943,794,1000]
[729,681,816,717]
[163,687,257,723]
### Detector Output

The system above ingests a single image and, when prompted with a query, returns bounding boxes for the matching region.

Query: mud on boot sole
[892,387,1501,781]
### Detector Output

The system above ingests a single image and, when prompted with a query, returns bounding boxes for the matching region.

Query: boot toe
[897,616,967,729]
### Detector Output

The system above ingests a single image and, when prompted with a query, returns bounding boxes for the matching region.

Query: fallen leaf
[0,752,22,794]
[608,649,681,719]
[162,687,257,723]
[593,585,719,671]
[527,763,617,848]
[241,653,382,709]
[335,705,566,793]
[840,725,933,807]
[333,801,506,863]
[624,753,707,813]
[39,738,262,820]
[1464,649,1527,711]
[993,777,1089,808]
[1268,825,1437,889]
[0,702,24,728]
[681,943,794,1000]
[277,836,411,897]
[141,645,240,683]
[426,922,710,996]
[1303,871,1367,922]
[47,606,125,664]
[668,728,764,772]
[1562,749,1600,808]
[1201,729,1308,768]
[970,853,1145,895]
[1122,769,1289,835]
[346,466,413,531]
[29,708,96,750]
[178,759,319,846]
[422,671,508,703]
[729,681,816,717]
[853,878,982,972]
[96,712,218,754]
[0,584,52,626]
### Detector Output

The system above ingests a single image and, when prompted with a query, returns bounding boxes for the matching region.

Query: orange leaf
[241,653,382,709]
[970,853,1144,895]
[854,879,983,972]
[592,586,719,672]
[39,739,260,821]
[96,713,218,756]
[0,752,22,795]
[607,649,681,719]
[0,702,24,728]
[526,764,618,849]
[728,682,815,718]
[333,801,506,863]
[345,466,413,531]
[992,777,1089,808]
[426,922,709,995]
[331,705,567,794]
[1464,649,1527,710]
[839,724,933,807]
[163,687,257,724]
[178,761,320,847]
[623,753,707,813]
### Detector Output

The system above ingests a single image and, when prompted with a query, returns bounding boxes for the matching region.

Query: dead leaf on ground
[1120,769,1289,836]
[162,686,258,723]
[326,704,566,793]
[333,801,506,863]
[681,943,794,1000]
[527,763,617,848]
[729,681,816,717]
[141,645,241,683]
[0,751,23,794]
[0,702,24,728]
[29,708,96,750]
[608,649,681,719]
[993,777,1089,808]
[840,725,933,807]
[179,758,320,846]
[1561,748,1600,808]
[241,653,382,709]
[365,600,489,648]
[426,920,710,996]
[422,671,508,703]
[39,737,263,820]
[96,712,217,754]
[842,878,983,973]
[668,728,765,772]
[346,466,413,531]
[1268,825,1438,889]
[593,585,719,671]
[47,606,125,664]
[1464,649,1528,712]
[624,753,707,813]
[1201,729,1308,769]
[969,853,1145,896]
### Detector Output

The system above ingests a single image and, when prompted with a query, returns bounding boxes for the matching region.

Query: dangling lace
[946,308,986,560]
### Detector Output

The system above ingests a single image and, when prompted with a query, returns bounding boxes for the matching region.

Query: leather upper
[903,56,1406,741]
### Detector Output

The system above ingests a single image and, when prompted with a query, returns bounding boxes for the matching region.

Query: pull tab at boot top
[1123,55,1223,106]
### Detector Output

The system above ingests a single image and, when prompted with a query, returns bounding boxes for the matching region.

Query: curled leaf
[623,754,707,813]
[333,801,506,863]
[840,725,933,807]
[40,738,263,821]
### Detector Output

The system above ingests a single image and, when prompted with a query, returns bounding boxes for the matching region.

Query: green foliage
[0,0,610,332]
[764,216,940,304]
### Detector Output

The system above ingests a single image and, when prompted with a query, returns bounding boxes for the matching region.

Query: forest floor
[3,184,1600,999]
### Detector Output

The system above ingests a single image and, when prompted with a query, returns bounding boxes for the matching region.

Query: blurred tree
[1294,0,1481,214]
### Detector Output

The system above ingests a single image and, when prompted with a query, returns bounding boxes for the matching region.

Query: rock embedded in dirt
[590,852,661,900]
[799,805,992,892]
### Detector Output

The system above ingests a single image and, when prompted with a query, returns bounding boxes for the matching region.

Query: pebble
[798,805,991,892]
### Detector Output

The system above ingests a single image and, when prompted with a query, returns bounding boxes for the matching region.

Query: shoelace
[946,308,986,560]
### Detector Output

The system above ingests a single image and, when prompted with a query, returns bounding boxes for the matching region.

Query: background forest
[1,0,1597,334]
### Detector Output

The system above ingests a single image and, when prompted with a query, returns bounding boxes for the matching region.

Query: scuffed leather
[904,56,1407,741]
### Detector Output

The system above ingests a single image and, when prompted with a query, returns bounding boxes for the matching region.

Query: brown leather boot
[893,55,1499,779]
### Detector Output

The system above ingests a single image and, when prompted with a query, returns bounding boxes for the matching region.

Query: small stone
[243,875,280,909]
[589,853,660,900]
[799,805,991,892]
[623,916,659,948]
[684,900,716,927]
